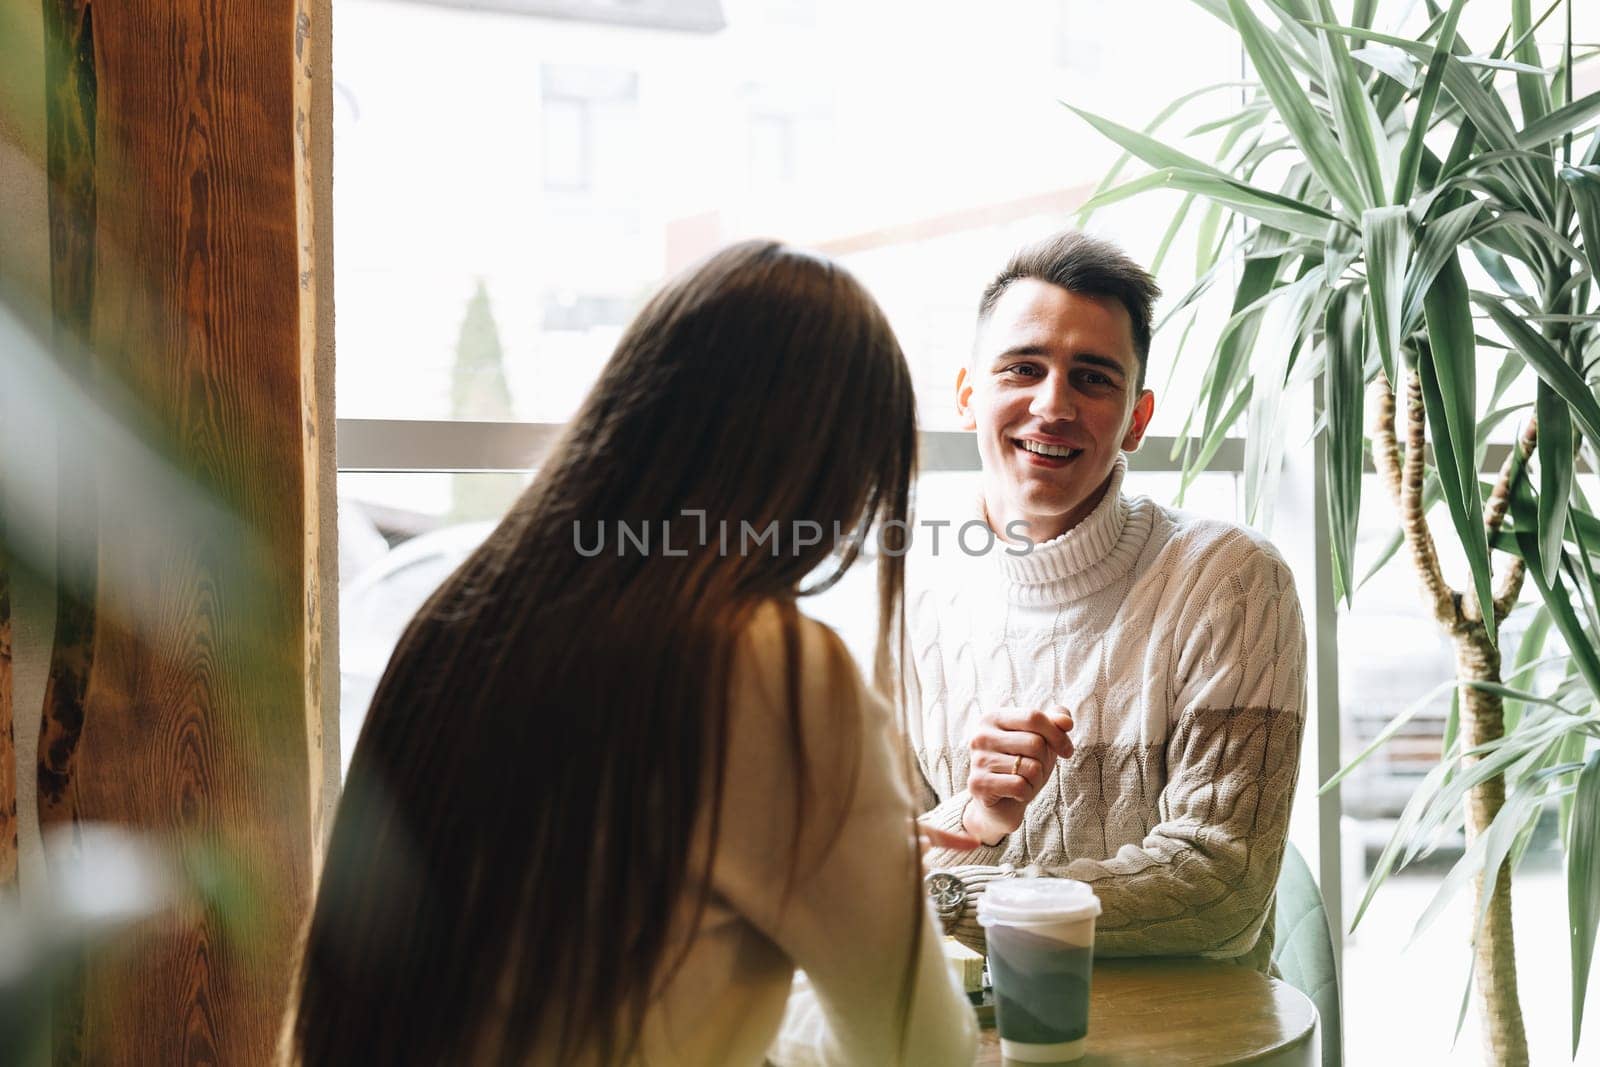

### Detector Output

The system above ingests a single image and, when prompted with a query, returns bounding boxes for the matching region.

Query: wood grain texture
[38,3,100,1060]
[293,0,336,860]
[974,957,1318,1066]
[37,0,97,837]
[34,0,328,1062]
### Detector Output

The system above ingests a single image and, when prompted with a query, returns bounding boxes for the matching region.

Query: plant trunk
[1454,633,1530,1067]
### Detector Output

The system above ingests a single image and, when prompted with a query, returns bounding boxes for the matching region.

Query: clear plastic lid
[976,877,1102,926]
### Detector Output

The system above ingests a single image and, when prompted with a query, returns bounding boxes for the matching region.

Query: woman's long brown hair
[284,241,920,1065]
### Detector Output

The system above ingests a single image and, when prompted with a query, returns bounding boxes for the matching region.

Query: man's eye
[1006,364,1043,378]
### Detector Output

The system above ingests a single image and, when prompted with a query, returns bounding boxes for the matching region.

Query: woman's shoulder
[722,601,907,865]
[726,602,903,791]
[732,600,878,720]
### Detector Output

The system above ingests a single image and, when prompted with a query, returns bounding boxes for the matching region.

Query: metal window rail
[335,419,1249,474]
[335,417,1541,476]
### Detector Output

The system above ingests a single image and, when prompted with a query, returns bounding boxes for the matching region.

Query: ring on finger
[1012,754,1025,777]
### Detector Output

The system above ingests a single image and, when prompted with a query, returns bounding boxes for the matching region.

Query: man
[912,231,1306,973]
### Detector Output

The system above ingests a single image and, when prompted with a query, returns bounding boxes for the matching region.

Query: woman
[284,241,978,1065]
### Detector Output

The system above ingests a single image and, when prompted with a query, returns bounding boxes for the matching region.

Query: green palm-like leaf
[1504,0,1567,60]
[1189,0,1322,79]
[1538,379,1575,587]
[1568,750,1600,1056]
[1478,297,1600,445]
[1411,783,1544,947]
[1401,202,1481,333]
[1422,257,1496,645]
[1557,728,1588,848]
[1065,105,1340,237]
[1473,246,1531,303]
[1188,103,1274,138]
[1459,55,1550,77]
[1352,44,1419,90]
[1319,673,1456,793]
[1560,165,1600,282]
[1325,286,1365,603]
[1503,605,1554,735]
[1074,80,1259,226]
[1312,0,1393,205]
[1211,268,1329,429]
[1394,0,1467,203]
[1259,0,1321,55]
[1150,193,1197,276]
[1075,167,1334,241]
[1314,25,1519,147]
[1226,0,1368,213]
[1194,199,1228,275]
[1571,494,1600,613]
[1334,653,1568,802]
[1407,706,1592,869]
[1184,381,1253,497]
[1510,0,1550,131]
[1363,205,1411,385]
[1244,276,1329,525]
[1510,483,1600,700]
[1562,550,1600,654]
[1495,504,1600,572]
[1475,210,1589,271]
[1321,22,1554,214]
[1517,89,1600,151]
[1459,678,1584,711]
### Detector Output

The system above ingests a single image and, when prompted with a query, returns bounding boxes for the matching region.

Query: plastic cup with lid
[977,877,1102,1063]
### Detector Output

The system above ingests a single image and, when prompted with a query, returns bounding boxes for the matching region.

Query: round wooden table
[973,957,1319,1066]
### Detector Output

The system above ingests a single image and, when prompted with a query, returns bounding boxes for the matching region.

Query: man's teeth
[1020,440,1078,459]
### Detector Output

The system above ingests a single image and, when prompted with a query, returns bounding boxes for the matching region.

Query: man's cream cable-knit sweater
[910,456,1306,972]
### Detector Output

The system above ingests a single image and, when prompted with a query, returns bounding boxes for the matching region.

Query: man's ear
[955,365,977,431]
[1122,389,1156,451]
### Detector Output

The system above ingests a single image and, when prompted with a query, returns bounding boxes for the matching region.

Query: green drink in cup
[977,878,1101,1063]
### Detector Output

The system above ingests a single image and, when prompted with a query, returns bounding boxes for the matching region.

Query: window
[334,0,1237,425]
[742,0,815,26]
[336,0,1256,749]
[332,3,1600,1059]
[1053,1,1106,72]
[541,96,590,191]
[417,0,727,33]
[541,64,639,197]
[747,113,797,186]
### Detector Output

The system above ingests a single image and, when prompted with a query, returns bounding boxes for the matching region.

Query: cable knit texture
[910,457,1306,972]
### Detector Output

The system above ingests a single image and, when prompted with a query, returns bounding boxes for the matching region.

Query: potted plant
[1072,1,1599,1062]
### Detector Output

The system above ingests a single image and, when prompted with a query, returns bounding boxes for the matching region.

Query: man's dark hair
[977,231,1161,389]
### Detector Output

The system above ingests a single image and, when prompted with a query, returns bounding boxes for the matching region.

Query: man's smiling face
[958,278,1155,544]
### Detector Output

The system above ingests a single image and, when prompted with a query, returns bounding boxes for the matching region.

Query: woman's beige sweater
[617,604,977,1066]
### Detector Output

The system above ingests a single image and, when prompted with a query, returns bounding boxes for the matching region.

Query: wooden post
[1,0,50,904]
[29,0,335,1062]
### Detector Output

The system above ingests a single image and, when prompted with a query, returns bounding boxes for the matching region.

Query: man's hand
[962,705,1074,846]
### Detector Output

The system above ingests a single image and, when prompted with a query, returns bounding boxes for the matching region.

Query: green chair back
[1273,841,1342,1067]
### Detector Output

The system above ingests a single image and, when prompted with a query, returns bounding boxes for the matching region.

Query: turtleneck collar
[982,454,1151,606]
